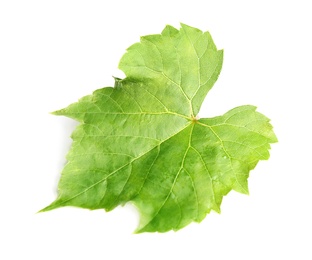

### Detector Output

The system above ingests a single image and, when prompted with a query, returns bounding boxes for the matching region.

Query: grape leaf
[41,23,277,233]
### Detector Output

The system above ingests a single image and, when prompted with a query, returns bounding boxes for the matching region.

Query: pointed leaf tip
[50,109,65,116]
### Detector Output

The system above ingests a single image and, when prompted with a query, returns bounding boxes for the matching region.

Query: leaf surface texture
[42,24,277,233]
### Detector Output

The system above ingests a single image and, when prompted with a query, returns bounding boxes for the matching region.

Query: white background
[1,0,311,259]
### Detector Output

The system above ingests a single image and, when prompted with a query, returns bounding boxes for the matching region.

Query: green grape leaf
[41,23,277,233]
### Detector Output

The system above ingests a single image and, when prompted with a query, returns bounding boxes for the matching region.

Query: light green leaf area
[41,24,277,233]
